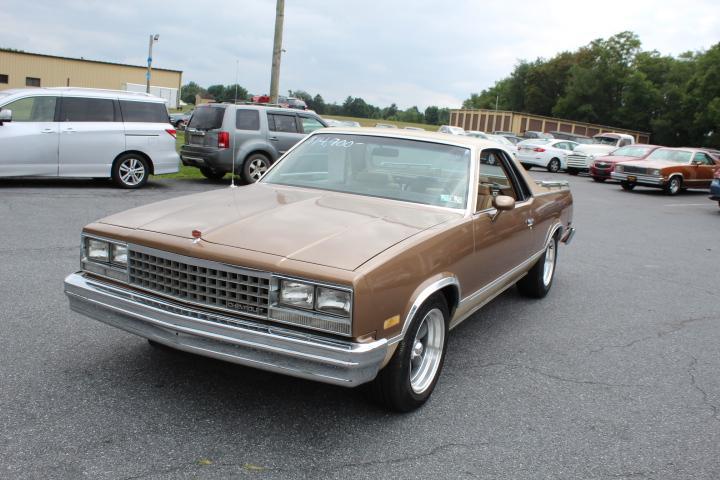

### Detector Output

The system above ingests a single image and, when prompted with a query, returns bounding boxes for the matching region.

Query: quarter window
[60,97,116,122]
[1,96,57,122]
[236,109,260,130]
[268,113,298,133]
[119,100,169,123]
[299,116,325,134]
[25,77,41,87]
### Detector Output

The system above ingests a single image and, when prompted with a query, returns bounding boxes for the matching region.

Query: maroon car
[589,145,661,182]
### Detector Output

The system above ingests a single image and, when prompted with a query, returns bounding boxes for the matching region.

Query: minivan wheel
[366,295,449,412]
[200,167,226,181]
[112,154,149,189]
[242,153,271,183]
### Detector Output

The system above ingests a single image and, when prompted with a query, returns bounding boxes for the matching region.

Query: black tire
[517,235,558,299]
[366,295,449,412]
[664,176,682,195]
[567,168,579,176]
[547,158,561,173]
[112,153,150,189]
[521,163,532,170]
[620,181,636,191]
[200,167,226,181]
[592,177,606,183]
[242,153,272,183]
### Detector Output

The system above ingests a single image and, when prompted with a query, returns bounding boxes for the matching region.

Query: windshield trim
[259,130,477,214]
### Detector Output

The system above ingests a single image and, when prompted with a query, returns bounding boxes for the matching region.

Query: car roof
[199,103,318,115]
[0,87,165,102]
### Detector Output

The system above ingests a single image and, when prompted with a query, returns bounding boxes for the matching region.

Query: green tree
[180,81,205,104]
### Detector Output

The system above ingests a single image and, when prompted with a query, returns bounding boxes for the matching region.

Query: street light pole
[146,34,159,94]
[269,0,285,104]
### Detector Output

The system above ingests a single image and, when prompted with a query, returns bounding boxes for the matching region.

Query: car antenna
[230,59,240,189]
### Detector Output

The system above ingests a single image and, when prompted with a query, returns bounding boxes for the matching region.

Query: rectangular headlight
[111,244,128,265]
[315,287,351,317]
[86,238,110,262]
[279,280,314,310]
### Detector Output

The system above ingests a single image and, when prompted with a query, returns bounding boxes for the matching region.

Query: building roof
[0,48,182,74]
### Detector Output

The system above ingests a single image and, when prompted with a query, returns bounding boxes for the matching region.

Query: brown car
[64,129,575,411]
[612,147,720,195]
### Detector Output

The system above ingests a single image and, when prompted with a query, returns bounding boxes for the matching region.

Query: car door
[266,112,303,155]
[692,152,719,187]
[464,148,536,298]
[0,95,59,176]
[58,96,125,177]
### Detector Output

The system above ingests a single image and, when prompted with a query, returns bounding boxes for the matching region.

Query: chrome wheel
[542,239,556,287]
[667,177,681,195]
[548,158,560,173]
[248,159,269,181]
[118,157,146,186]
[409,308,445,394]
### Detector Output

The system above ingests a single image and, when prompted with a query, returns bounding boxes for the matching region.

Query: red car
[589,145,661,182]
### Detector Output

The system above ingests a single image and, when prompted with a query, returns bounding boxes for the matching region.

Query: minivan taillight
[165,129,177,138]
[218,131,230,149]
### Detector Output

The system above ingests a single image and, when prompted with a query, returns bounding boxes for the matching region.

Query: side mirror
[0,109,12,125]
[491,195,515,222]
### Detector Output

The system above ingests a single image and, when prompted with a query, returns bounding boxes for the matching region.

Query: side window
[299,116,324,134]
[119,101,169,123]
[619,138,631,147]
[236,109,260,130]
[477,149,519,211]
[268,113,298,133]
[555,142,569,150]
[1,96,57,122]
[695,153,714,165]
[60,97,116,122]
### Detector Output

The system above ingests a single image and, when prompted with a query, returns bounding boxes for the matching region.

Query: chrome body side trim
[64,273,387,387]
[387,276,460,346]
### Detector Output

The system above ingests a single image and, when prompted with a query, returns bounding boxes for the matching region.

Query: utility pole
[146,34,159,93]
[269,0,285,104]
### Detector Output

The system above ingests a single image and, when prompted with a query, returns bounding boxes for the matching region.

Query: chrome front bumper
[611,172,665,185]
[64,273,388,387]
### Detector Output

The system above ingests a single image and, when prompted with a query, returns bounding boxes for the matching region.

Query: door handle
[269,136,279,141]
[63,128,75,133]
[41,128,55,134]
[526,218,534,229]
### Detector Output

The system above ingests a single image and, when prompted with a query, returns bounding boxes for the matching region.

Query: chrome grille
[567,153,589,168]
[622,165,648,174]
[128,247,270,318]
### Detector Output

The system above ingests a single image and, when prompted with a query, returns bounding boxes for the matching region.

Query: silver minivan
[0,87,180,188]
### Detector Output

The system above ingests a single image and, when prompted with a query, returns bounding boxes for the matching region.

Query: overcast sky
[1,0,718,109]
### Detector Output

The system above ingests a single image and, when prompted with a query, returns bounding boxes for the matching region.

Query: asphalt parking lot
[1,173,718,480]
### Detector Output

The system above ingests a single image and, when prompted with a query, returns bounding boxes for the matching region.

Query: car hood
[620,159,682,169]
[594,155,643,164]
[99,184,461,271]
[574,144,619,155]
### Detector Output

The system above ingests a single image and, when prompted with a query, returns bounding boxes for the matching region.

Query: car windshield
[593,136,619,145]
[262,133,471,209]
[612,146,652,157]
[487,135,512,146]
[575,137,594,144]
[188,106,226,130]
[646,149,693,163]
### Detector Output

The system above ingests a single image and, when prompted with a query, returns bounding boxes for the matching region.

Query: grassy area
[323,115,437,131]
[152,130,206,180]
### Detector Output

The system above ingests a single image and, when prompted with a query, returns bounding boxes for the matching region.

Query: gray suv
[181,104,327,182]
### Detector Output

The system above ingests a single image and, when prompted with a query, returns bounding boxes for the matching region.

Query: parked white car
[517,139,579,172]
[438,125,465,135]
[0,87,180,188]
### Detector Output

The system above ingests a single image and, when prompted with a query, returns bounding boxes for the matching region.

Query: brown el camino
[64,128,575,411]
[612,147,720,195]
